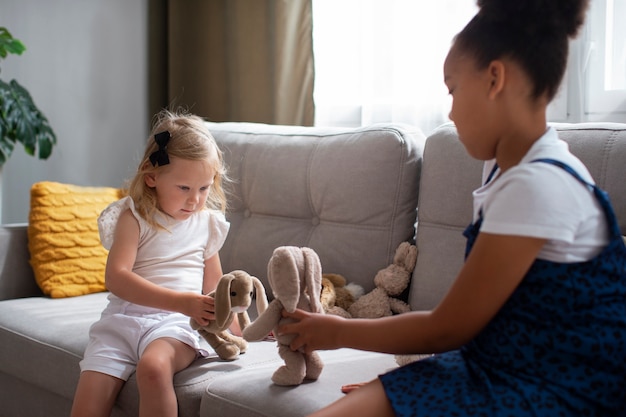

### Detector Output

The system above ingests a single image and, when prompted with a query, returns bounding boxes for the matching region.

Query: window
[313,1,626,133]
[584,0,626,120]
[312,0,477,134]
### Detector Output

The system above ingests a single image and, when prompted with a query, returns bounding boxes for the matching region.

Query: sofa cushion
[207,122,425,295]
[28,181,124,298]
[201,349,398,417]
[408,125,482,311]
[0,292,108,401]
[0,291,286,417]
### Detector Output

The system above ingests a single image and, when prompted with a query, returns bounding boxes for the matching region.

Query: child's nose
[188,192,200,204]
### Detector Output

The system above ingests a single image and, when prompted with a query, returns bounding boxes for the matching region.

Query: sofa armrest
[0,223,42,300]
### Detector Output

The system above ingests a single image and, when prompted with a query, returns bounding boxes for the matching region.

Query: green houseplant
[0,27,56,165]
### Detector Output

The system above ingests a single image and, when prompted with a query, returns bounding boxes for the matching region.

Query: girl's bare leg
[136,337,196,417]
[70,371,125,417]
[309,378,395,417]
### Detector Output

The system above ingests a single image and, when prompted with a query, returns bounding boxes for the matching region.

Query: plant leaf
[0,27,26,60]
[0,78,56,162]
[0,79,16,163]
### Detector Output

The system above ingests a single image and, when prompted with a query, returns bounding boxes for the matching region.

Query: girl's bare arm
[281,232,546,355]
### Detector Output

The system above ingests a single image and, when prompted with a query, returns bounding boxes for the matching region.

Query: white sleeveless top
[98,196,230,297]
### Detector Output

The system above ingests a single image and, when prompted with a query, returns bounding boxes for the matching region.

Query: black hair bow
[149,131,171,167]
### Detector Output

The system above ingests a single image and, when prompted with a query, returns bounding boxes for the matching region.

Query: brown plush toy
[190,270,268,361]
[395,353,434,366]
[243,246,325,386]
[348,242,417,319]
[320,273,364,318]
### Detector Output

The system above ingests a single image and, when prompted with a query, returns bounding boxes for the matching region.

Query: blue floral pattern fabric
[380,159,626,416]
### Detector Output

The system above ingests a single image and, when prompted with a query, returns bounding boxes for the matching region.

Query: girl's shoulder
[204,209,230,242]
[480,155,606,254]
[490,150,596,220]
[522,127,594,183]
[190,208,227,226]
[493,127,594,199]
[98,196,145,249]
[206,208,228,224]
[199,209,230,259]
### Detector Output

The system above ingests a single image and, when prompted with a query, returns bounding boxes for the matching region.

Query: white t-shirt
[98,196,230,296]
[473,127,609,263]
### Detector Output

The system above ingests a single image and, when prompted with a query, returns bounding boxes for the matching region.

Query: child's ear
[144,172,157,187]
[487,60,505,99]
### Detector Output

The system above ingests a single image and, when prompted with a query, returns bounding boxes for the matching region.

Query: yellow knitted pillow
[28,181,124,298]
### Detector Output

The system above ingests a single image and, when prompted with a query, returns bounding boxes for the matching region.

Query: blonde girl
[71,110,230,417]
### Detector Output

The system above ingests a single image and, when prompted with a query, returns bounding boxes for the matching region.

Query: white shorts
[79,304,208,381]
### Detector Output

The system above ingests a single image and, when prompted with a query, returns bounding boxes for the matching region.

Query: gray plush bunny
[243,246,325,386]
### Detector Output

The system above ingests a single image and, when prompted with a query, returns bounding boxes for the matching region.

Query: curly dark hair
[454,0,590,101]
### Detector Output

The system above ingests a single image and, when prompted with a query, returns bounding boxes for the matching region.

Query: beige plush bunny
[348,242,417,318]
[243,246,325,386]
[191,270,268,361]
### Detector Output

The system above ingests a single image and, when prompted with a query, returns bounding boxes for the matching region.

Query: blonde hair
[127,109,228,229]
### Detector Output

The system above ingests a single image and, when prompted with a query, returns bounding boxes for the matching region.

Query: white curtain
[312,1,626,133]
[312,0,478,135]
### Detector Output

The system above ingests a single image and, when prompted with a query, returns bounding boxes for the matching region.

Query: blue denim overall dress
[380,159,626,416]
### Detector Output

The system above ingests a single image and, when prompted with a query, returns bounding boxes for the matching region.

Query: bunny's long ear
[215,273,235,329]
[251,276,269,315]
[394,242,417,272]
[403,245,418,272]
[268,246,301,313]
[302,248,323,313]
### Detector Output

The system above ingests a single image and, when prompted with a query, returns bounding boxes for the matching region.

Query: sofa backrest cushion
[410,123,626,311]
[207,122,425,295]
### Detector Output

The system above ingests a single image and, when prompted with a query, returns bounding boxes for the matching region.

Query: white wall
[0,0,149,224]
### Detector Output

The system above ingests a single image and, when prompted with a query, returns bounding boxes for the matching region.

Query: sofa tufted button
[311,217,320,226]
[244,209,251,218]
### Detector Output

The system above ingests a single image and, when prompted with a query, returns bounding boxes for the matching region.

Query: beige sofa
[0,121,624,417]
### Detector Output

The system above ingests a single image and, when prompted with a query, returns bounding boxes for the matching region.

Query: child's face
[145,156,216,221]
[443,46,498,161]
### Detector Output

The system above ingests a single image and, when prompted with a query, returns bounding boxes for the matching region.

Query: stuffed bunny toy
[243,246,325,386]
[191,270,268,361]
[348,241,417,318]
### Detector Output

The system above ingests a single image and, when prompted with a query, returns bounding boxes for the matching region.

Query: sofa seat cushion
[0,290,315,417]
[137,340,289,417]
[0,292,109,400]
[201,348,399,417]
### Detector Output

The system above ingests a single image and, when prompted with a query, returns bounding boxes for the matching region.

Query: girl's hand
[180,292,215,326]
[278,309,345,353]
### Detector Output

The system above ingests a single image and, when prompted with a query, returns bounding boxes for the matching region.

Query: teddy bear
[190,270,268,361]
[243,246,325,386]
[320,273,364,318]
[348,242,417,319]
